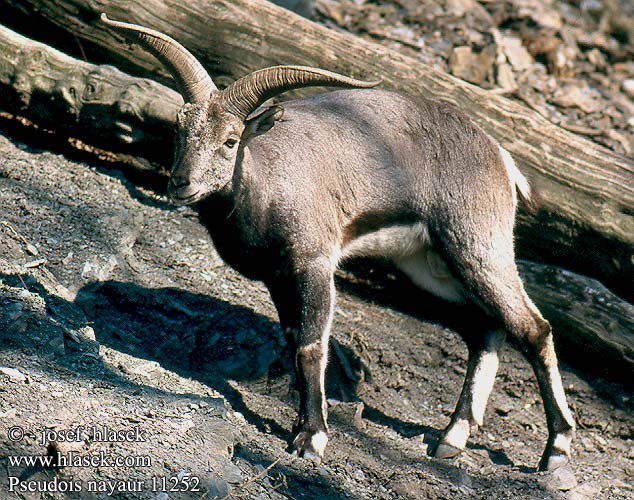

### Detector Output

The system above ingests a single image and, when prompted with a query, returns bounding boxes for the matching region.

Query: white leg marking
[470,350,500,426]
[548,366,575,427]
[318,277,336,429]
[310,431,329,457]
[552,433,572,455]
[470,330,505,425]
[443,419,470,450]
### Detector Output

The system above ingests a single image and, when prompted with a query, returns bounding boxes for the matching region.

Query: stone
[0,366,27,382]
[622,79,634,99]
[551,83,604,113]
[587,48,607,69]
[541,465,578,492]
[566,481,603,500]
[550,46,577,78]
[496,62,517,90]
[130,360,161,376]
[449,46,495,86]
[499,36,534,71]
[204,474,231,499]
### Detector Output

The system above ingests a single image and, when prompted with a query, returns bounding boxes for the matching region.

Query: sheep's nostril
[167,176,200,204]
[169,176,190,189]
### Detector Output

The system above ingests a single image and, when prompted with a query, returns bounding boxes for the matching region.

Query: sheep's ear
[244,105,284,138]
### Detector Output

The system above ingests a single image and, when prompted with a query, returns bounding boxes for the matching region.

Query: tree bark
[0,24,181,165]
[518,261,634,380]
[0,0,633,302]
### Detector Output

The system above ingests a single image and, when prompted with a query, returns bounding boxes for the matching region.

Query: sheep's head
[101,14,380,204]
[169,100,244,202]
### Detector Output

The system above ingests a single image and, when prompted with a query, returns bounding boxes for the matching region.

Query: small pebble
[623,79,634,99]
[543,465,578,491]
[0,367,27,383]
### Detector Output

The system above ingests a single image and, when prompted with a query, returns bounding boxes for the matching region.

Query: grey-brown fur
[103,15,575,471]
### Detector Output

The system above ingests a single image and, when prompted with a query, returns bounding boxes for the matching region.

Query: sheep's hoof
[538,451,570,472]
[434,442,463,460]
[290,430,328,464]
[539,464,577,492]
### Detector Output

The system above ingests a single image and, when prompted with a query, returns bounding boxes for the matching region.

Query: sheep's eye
[224,138,238,149]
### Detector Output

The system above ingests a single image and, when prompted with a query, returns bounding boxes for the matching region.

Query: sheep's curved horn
[100,13,217,104]
[220,65,381,119]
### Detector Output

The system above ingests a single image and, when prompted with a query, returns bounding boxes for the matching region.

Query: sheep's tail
[498,145,538,213]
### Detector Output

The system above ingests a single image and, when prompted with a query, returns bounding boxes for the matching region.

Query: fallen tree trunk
[518,261,634,380]
[0,0,633,302]
[0,24,181,165]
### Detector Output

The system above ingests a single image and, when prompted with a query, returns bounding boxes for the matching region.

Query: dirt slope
[0,131,632,500]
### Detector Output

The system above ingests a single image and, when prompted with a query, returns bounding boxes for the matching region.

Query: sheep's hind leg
[518,299,575,471]
[487,288,574,470]
[470,269,574,470]
[435,329,505,459]
[436,237,575,470]
[396,249,504,458]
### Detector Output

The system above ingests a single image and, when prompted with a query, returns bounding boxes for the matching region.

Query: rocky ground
[1,0,633,499]
[0,129,632,499]
[316,0,634,156]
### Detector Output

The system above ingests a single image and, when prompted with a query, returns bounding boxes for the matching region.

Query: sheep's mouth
[170,191,202,205]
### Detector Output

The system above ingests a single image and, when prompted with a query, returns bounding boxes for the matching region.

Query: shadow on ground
[0,267,584,498]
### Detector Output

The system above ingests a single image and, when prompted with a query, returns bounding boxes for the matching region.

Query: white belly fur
[340,222,465,303]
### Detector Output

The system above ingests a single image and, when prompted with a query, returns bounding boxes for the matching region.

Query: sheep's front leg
[287,259,335,462]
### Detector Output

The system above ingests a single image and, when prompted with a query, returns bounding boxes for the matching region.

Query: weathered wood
[518,261,634,379]
[0,24,181,164]
[0,0,633,301]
